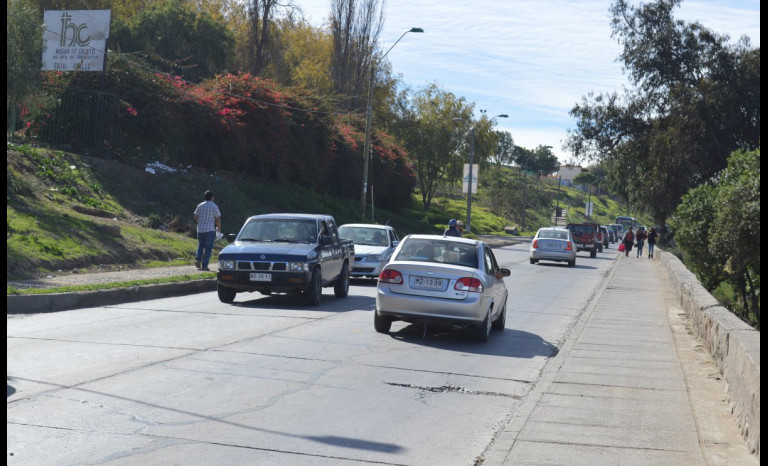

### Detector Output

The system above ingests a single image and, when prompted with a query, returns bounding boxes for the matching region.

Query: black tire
[305,268,322,306]
[334,262,350,298]
[217,283,236,303]
[568,259,576,267]
[529,257,537,264]
[374,311,392,333]
[475,308,491,342]
[597,243,603,253]
[491,302,506,331]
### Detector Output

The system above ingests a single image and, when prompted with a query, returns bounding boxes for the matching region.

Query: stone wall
[656,248,760,459]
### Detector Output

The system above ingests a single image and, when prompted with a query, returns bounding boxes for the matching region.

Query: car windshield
[395,239,477,267]
[239,219,317,243]
[538,230,569,240]
[338,226,388,246]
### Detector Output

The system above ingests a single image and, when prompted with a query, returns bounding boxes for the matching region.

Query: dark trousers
[196,230,215,268]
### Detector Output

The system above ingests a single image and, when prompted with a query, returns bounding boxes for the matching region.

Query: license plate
[413,277,443,290]
[250,273,271,281]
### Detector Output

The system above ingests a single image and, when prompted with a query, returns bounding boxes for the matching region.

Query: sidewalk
[485,254,757,465]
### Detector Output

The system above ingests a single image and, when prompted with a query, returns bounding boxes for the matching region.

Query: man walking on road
[193,190,221,271]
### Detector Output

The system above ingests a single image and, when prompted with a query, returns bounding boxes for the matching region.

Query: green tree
[489,130,515,169]
[7,0,43,137]
[395,83,473,211]
[110,0,234,82]
[565,0,760,228]
[708,149,760,325]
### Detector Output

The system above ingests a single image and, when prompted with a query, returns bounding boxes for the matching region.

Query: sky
[297,0,760,164]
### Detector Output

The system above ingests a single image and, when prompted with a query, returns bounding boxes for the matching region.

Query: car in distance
[600,226,610,248]
[566,223,599,258]
[530,227,576,267]
[338,223,399,280]
[216,213,354,305]
[374,234,510,342]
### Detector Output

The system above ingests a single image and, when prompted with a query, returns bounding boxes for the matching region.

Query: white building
[557,165,585,186]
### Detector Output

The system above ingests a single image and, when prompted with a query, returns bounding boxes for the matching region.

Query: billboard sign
[462,164,478,194]
[42,10,111,71]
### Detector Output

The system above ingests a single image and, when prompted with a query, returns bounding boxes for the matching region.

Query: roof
[246,213,333,221]
[405,234,480,245]
[338,223,392,229]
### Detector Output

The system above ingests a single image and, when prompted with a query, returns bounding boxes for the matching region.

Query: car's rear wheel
[568,259,576,267]
[475,308,492,342]
[217,283,236,303]
[529,257,538,264]
[491,302,506,331]
[334,262,350,297]
[305,268,322,306]
[374,311,392,333]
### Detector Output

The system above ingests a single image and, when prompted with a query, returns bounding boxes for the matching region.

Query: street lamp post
[453,114,507,234]
[360,27,423,220]
[520,153,536,232]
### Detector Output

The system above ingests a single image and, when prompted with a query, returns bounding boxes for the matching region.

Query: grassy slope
[7,144,651,280]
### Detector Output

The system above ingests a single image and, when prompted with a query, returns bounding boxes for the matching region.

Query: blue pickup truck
[216,213,354,305]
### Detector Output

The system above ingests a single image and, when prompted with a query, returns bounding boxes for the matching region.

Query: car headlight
[219,259,235,270]
[289,262,308,272]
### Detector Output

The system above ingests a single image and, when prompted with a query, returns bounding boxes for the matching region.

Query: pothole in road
[385,382,521,398]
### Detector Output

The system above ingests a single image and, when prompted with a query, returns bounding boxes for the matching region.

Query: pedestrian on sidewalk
[193,190,221,271]
[635,227,647,258]
[443,219,463,237]
[621,226,634,257]
[647,226,658,258]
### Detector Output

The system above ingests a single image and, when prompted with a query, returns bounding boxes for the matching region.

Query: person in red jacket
[635,227,647,258]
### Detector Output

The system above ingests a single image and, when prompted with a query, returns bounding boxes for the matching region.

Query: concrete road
[7,243,755,465]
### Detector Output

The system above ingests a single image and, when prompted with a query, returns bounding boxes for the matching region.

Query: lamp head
[410,28,424,33]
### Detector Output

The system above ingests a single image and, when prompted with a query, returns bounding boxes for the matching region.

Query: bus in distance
[615,216,640,234]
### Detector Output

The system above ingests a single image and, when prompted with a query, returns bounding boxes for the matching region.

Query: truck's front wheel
[334,263,350,298]
[217,283,237,303]
[305,268,322,306]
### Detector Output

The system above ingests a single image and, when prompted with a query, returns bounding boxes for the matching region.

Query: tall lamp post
[520,153,536,232]
[360,27,423,220]
[453,113,507,234]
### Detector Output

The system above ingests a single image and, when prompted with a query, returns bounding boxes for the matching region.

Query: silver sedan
[530,227,577,267]
[374,234,510,342]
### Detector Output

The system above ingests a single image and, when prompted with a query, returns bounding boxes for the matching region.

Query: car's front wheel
[217,283,236,303]
[305,268,322,306]
[491,302,506,331]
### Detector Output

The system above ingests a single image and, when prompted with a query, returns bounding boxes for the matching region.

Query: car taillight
[532,239,539,248]
[455,277,483,292]
[565,241,573,250]
[379,269,403,284]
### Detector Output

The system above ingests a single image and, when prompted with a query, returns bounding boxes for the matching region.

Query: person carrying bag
[621,227,634,257]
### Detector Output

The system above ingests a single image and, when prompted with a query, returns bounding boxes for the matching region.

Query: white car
[374,234,510,342]
[530,227,576,267]
[338,223,399,279]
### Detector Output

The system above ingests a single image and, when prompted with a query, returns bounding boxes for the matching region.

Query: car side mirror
[500,268,511,277]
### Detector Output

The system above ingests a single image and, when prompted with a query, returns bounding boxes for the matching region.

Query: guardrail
[655,248,760,458]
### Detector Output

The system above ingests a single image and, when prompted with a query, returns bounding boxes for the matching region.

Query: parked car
[600,226,610,248]
[530,227,576,267]
[608,225,621,243]
[338,223,399,280]
[374,234,510,342]
[566,223,599,258]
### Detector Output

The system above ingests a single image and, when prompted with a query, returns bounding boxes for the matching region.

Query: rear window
[568,225,592,235]
[539,230,569,240]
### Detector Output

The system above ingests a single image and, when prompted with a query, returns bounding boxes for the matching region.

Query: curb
[7,279,217,314]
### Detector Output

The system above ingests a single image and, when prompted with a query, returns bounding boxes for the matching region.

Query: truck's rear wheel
[334,263,350,298]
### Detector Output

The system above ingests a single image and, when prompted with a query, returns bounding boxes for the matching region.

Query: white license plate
[413,277,443,290]
[250,273,271,281]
